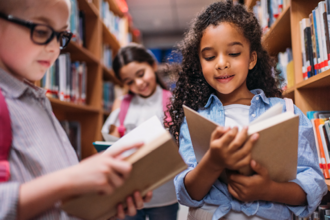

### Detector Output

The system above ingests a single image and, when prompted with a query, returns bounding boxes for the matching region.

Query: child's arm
[184,126,258,201]
[15,143,146,220]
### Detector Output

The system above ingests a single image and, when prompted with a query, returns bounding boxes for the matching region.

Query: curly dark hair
[166,0,283,144]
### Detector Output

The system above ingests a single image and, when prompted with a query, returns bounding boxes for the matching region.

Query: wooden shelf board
[296,69,330,89]
[262,5,291,56]
[77,0,99,17]
[102,21,121,53]
[63,41,99,64]
[49,97,100,113]
[107,0,124,17]
[325,179,330,191]
[283,86,295,96]
[102,65,122,85]
[245,0,257,10]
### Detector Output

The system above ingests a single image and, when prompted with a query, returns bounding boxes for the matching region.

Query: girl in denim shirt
[166,1,327,220]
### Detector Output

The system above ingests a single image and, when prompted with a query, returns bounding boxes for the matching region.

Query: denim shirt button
[252,114,256,118]
[256,97,259,101]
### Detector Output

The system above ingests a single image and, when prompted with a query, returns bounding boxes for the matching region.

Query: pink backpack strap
[284,98,294,114]
[162,90,172,123]
[118,94,134,137]
[0,89,11,182]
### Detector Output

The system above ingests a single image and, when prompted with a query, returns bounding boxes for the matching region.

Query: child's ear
[249,51,257,70]
[152,63,158,72]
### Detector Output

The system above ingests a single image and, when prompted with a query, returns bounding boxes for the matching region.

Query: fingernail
[252,134,258,140]
[251,160,256,167]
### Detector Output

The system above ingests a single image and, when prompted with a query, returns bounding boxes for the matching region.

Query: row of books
[300,1,330,80]
[70,0,86,47]
[277,48,294,90]
[60,120,82,161]
[307,110,330,179]
[103,81,115,112]
[102,45,113,69]
[253,0,290,34]
[41,53,87,105]
[101,0,130,46]
[294,203,330,219]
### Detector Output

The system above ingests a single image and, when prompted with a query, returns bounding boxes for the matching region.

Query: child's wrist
[203,150,225,173]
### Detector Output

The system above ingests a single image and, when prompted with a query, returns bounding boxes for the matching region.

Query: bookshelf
[245,0,330,189]
[44,0,132,159]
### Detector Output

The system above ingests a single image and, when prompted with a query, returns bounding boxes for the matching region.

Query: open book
[61,116,187,220]
[183,103,299,182]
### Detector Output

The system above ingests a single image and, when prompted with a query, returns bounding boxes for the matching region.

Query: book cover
[183,103,299,183]
[61,117,187,220]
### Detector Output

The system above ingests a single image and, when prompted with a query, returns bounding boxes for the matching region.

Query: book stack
[277,48,294,90]
[101,0,130,45]
[103,81,115,112]
[60,121,82,161]
[299,1,330,80]
[102,44,113,69]
[252,0,290,34]
[70,0,86,46]
[41,53,87,105]
[307,110,330,179]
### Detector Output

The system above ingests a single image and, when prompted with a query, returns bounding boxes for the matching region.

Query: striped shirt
[0,68,80,220]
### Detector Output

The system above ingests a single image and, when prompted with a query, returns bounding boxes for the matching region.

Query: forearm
[268,181,307,206]
[18,169,74,220]
[184,151,224,201]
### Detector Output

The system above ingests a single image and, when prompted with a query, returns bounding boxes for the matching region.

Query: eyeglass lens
[32,25,70,48]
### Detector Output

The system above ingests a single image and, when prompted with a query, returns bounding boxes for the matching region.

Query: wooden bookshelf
[44,0,132,159]
[262,5,291,56]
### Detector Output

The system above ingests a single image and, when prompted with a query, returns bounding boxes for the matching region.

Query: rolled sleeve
[0,182,20,220]
[174,118,205,207]
[286,107,327,217]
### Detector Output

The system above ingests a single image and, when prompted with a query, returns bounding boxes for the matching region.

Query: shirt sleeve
[174,117,205,208]
[0,182,20,220]
[286,105,327,217]
[101,108,120,133]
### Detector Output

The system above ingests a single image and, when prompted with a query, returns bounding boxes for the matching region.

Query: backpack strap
[117,94,134,137]
[284,98,294,114]
[0,89,11,182]
[162,89,172,123]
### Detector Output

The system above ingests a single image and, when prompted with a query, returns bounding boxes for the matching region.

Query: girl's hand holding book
[207,126,259,171]
[227,160,273,202]
[64,142,144,197]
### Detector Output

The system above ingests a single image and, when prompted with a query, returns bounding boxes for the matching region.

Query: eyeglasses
[0,12,72,49]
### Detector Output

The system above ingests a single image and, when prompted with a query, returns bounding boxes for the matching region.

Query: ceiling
[126,0,219,35]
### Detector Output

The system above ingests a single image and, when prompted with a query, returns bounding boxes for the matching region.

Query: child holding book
[0,1,151,219]
[167,1,327,219]
[102,44,179,220]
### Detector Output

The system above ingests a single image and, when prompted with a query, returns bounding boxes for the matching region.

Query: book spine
[323,2,330,67]
[306,25,315,77]
[303,19,311,78]
[300,20,307,80]
[319,2,330,71]
[310,13,319,76]
[313,10,322,74]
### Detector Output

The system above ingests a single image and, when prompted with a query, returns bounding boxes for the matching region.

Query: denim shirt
[174,89,327,220]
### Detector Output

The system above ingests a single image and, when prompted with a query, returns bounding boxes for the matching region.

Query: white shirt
[224,104,250,129]
[102,85,177,208]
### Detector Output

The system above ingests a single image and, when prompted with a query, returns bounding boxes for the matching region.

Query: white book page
[249,103,283,125]
[105,116,166,157]
[102,133,120,142]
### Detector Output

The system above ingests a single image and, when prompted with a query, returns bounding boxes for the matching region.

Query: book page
[249,102,283,125]
[105,116,166,157]
[102,133,120,142]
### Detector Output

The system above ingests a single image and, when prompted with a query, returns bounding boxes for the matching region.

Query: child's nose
[215,55,229,70]
[45,37,60,54]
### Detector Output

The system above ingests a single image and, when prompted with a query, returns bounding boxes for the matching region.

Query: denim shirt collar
[204,89,270,108]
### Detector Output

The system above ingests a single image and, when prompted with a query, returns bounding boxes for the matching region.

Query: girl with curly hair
[168,1,327,219]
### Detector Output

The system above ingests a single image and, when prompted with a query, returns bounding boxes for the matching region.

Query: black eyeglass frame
[0,12,72,49]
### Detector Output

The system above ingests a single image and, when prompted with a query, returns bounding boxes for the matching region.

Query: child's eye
[204,56,215,61]
[229,53,241,57]
[138,71,145,77]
